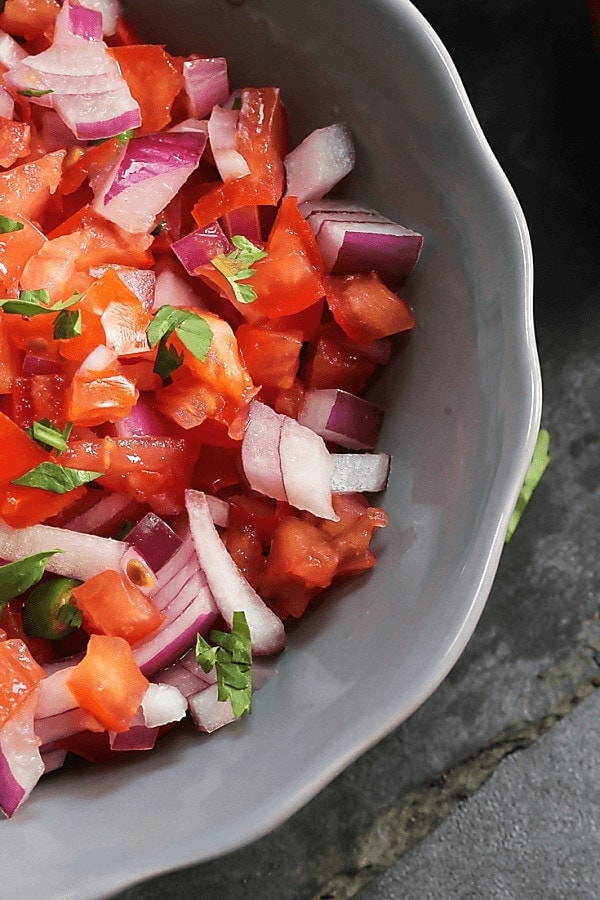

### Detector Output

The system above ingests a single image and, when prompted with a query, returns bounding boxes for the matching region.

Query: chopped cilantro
[505,428,550,542]
[0,550,61,610]
[53,308,82,339]
[147,305,213,379]
[195,610,253,717]
[12,462,103,494]
[26,419,73,455]
[0,288,80,318]
[17,88,53,98]
[0,215,24,234]
[210,235,267,305]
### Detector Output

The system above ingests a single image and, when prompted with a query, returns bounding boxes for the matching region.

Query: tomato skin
[236,322,303,390]
[0,117,31,169]
[0,0,60,42]
[10,373,69,429]
[302,322,378,394]
[67,356,139,427]
[0,636,44,728]
[0,150,65,227]
[325,271,415,344]
[72,570,165,645]
[66,633,149,733]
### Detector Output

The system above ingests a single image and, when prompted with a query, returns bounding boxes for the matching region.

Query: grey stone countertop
[118,1,600,897]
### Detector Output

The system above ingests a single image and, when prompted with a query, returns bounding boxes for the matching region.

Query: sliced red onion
[41,745,67,774]
[0,86,14,120]
[169,117,209,136]
[300,199,390,233]
[0,695,44,819]
[36,707,104,746]
[38,108,79,152]
[90,265,156,311]
[298,388,385,450]
[208,105,250,181]
[153,659,209,698]
[94,131,207,233]
[55,86,142,142]
[284,123,355,203]
[125,512,183,571]
[179,646,216,684]
[141,683,187,728]
[53,0,104,43]
[112,396,166,437]
[78,0,120,36]
[278,417,338,521]
[317,219,424,283]
[21,354,64,376]
[241,400,287,502]
[172,223,232,275]
[188,659,276,734]
[220,205,263,244]
[154,536,195,599]
[67,492,138,536]
[0,29,28,68]
[185,489,286,656]
[0,520,154,584]
[183,57,229,119]
[205,494,230,529]
[330,452,391,493]
[109,724,157,751]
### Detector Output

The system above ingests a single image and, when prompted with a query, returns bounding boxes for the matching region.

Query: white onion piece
[284,123,355,203]
[278,417,338,521]
[317,219,424,283]
[53,0,104,43]
[0,520,153,584]
[208,105,250,181]
[298,388,385,450]
[141,683,187,728]
[0,86,14,120]
[172,223,231,275]
[0,695,44,819]
[185,489,286,656]
[94,132,207,233]
[0,29,28,68]
[330,453,391,493]
[241,400,287,502]
[183,57,229,119]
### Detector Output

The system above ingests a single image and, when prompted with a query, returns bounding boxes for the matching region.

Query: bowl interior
[3,2,539,897]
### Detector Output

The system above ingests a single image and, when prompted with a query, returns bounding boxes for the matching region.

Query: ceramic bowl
[3,1,540,896]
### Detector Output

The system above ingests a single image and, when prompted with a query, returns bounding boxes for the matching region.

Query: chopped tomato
[66,633,149,733]
[325,271,415,344]
[0,636,44,728]
[108,45,184,134]
[0,117,31,169]
[20,230,93,303]
[10,373,68,429]
[0,0,60,43]
[67,356,139,427]
[72,570,165,645]
[0,315,21,395]
[191,87,286,229]
[0,150,65,225]
[0,215,47,297]
[302,321,379,394]
[236,322,303,390]
[315,492,388,577]
[47,205,154,270]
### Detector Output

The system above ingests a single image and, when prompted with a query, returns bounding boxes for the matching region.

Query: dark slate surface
[117,1,600,897]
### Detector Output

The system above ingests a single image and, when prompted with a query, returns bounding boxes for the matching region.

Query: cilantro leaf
[0,288,80,318]
[18,88,53,97]
[173,314,213,361]
[0,215,24,234]
[505,428,550,542]
[211,235,267,305]
[0,550,61,609]
[195,610,253,717]
[26,419,73,455]
[53,308,82,339]
[147,305,191,348]
[153,337,184,379]
[12,462,103,494]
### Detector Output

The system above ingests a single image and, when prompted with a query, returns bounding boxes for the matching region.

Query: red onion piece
[79,0,120,36]
[94,131,207,233]
[153,257,207,310]
[35,707,103,746]
[125,512,183,571]
[41,745,67,774]
[0,29,28,68]
[0,695,44,819]
[109,724,158,751]
[278,417,338,521]
[185,489,286,656]
[208,105,250,181]
[284,123,355,203]
[220,205,263,244]
[38,108,79,152]
[298,388,385,451]
[172,223,231,275]
[36,667,76,720]
[112,396,166,437]
[54,0,104,43]
[67,492,140,536]
[183,57,229,119]
[241,400,287,502]
[54,86,141,140]
[318,220,424,283]
[154,537,195,600]
[300,199,389,233]
[21,354,64,376]
[179,646,216,684]
[141,683,187,728]
[205,494,230,529]
[187,683,236,734]
[153,659,209,698]
[0,520,154,584]
[330,452,391,493]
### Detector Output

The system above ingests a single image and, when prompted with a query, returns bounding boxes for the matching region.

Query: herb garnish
[17,88,53,98]
[0,550,61,612]
[505,429,550,542]
[0,288,80,317]
[26,419,73,455]
[0,215,24,234]
[210,235,267,305]
[53,308,82,339]
[12,462,103,494]
[195,610,253,717]
[147,305,213,379]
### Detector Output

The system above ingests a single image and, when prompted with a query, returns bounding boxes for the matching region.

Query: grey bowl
[2,1,541,897]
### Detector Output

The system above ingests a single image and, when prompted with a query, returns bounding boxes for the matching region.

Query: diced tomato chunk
[67,355,139,427]
[303,322,378,394]
[0,637,44,728]
[0,0,60,42]
[236,322,303,390]
[72,570,165,645]
[325,271,415,344]
[0,117,31,169]
[66,633,149,733]
[10,374,69,429]
[0,150,65,227]
[108,45,184,134]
